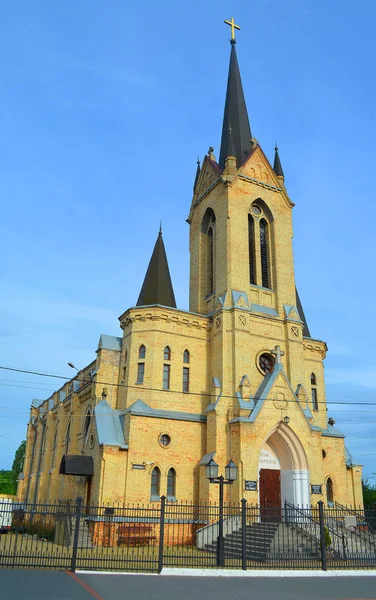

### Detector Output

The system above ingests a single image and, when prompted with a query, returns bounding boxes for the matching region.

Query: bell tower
[188,26,305,324]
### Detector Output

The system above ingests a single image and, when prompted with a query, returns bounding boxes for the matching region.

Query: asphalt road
[0,570,375,600]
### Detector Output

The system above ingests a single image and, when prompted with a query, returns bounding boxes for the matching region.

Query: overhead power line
[2,364,376,407]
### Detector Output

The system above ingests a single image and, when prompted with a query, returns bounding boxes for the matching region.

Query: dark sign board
[132,464,146,470]
[245,480,257,491]
[311,484,322,494]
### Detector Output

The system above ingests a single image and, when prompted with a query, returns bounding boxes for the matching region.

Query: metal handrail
[285,501,347,559]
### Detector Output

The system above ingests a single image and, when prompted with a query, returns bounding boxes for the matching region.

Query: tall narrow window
[137,362,145,384]
[139,345,146,359]
[151,467,160,498]
[207,226,214,295]
[183,367,189,393]
[326,477,334,506]
[65,421,71,454]
[164,346,171,361]
[183,349,190,364]
[163,364,170,390]
[51,431,57,469]
[260,218,270,288]
[83,408,92,447]
[248,214,256,285]
[167,468,176,497]
[311,373,318,410]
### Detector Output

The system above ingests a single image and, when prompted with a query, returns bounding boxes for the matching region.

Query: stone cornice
[303,339,327,359]
[119,305,211,332]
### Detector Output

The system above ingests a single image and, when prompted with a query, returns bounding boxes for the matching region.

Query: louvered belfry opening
[248,214,255,285]
[260,218,269,288]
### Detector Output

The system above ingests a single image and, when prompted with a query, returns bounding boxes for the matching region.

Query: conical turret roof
[136,229,176,308]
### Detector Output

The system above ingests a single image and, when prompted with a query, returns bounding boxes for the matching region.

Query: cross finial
[271,345,285,364]
[159,221,162,235]
[224,16,240,43]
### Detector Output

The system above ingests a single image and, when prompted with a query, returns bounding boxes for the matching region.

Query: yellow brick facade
[19,44,363,513]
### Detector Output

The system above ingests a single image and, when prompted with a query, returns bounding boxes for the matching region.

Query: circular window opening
[251,205,262,216]
[322,450,326,459]
[258,353,275,375]
[159,434,171,447]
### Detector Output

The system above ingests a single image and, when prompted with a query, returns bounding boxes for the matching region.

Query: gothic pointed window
[139,345,146,359]
[151,467,160,498]
[164,346,171,361]
[207,226,214,295]
[260,218,270,288]
[201,208,216,298]
[167,468,176,498]
[311,373,318,411]
[83,408,92,448]
[65,421,71,454]
[51,430,58,469]
[248,215,256,285]
[183,349,190,364]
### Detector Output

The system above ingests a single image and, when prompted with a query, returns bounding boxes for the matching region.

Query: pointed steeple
[295,288,311,338]
[193,158,201,191]
[136,228,176,308]
[273,145,284,179]
[219,42,252,170]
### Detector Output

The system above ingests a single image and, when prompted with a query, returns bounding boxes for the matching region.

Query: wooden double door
[259,468,281,521]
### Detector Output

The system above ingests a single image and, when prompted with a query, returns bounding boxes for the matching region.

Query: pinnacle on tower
[193,158,201,191]
[219,36,252,170]
[136,228,176,308]
[273,145,285,179]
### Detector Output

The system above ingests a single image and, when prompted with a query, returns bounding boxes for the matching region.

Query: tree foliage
[0,470,14,494]
[11,440,26,490]
[362,479,376,507]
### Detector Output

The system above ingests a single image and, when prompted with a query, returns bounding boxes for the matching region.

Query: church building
[19,22,363,510]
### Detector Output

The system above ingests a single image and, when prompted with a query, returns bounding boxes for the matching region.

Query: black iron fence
[0,498,375,572]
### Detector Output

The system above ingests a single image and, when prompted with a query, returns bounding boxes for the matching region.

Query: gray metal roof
[97,334,122,352]
[136,230,176,308]
[273,146,284,178]
[94,400,127,448]
[219,43,252,170]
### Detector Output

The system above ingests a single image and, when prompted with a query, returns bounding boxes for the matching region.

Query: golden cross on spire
[224,16,240,42]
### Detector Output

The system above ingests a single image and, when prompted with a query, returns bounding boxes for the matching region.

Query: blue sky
[1,1,376,487]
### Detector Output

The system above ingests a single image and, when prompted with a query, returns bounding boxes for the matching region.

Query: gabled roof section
[94,400,127,448]
[219,43,252,170]
[124,399,206,423]
[136,229,176,308]
[97,334,122,352]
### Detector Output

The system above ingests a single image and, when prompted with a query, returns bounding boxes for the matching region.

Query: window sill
[150,495,161,502]
[166,496,177,503]
[249,283,274,292]
[135,381,144,385]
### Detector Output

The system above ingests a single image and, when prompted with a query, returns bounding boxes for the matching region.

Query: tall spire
[193,157,201,191]
[273,144,284,179]
[136,229,176,308]
[219,37,252,170]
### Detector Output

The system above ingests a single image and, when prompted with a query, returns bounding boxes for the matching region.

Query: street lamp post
[206,458,238,567]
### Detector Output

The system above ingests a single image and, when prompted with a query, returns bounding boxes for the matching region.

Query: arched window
[311,373,318,411]
[83,408,92,446]
[201,208,216,298]
[164,346,171,361]
[326,477,334,506]
[183,349,190,364]
[137,345,146,383]
[167,468,176,498]
[139,345,146,359]
[259,218,270,288]
[207,226,214,295]
[65,421,71,454]
[248,214,256,285]
[151,467,160,498]
[51,431,58,468]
